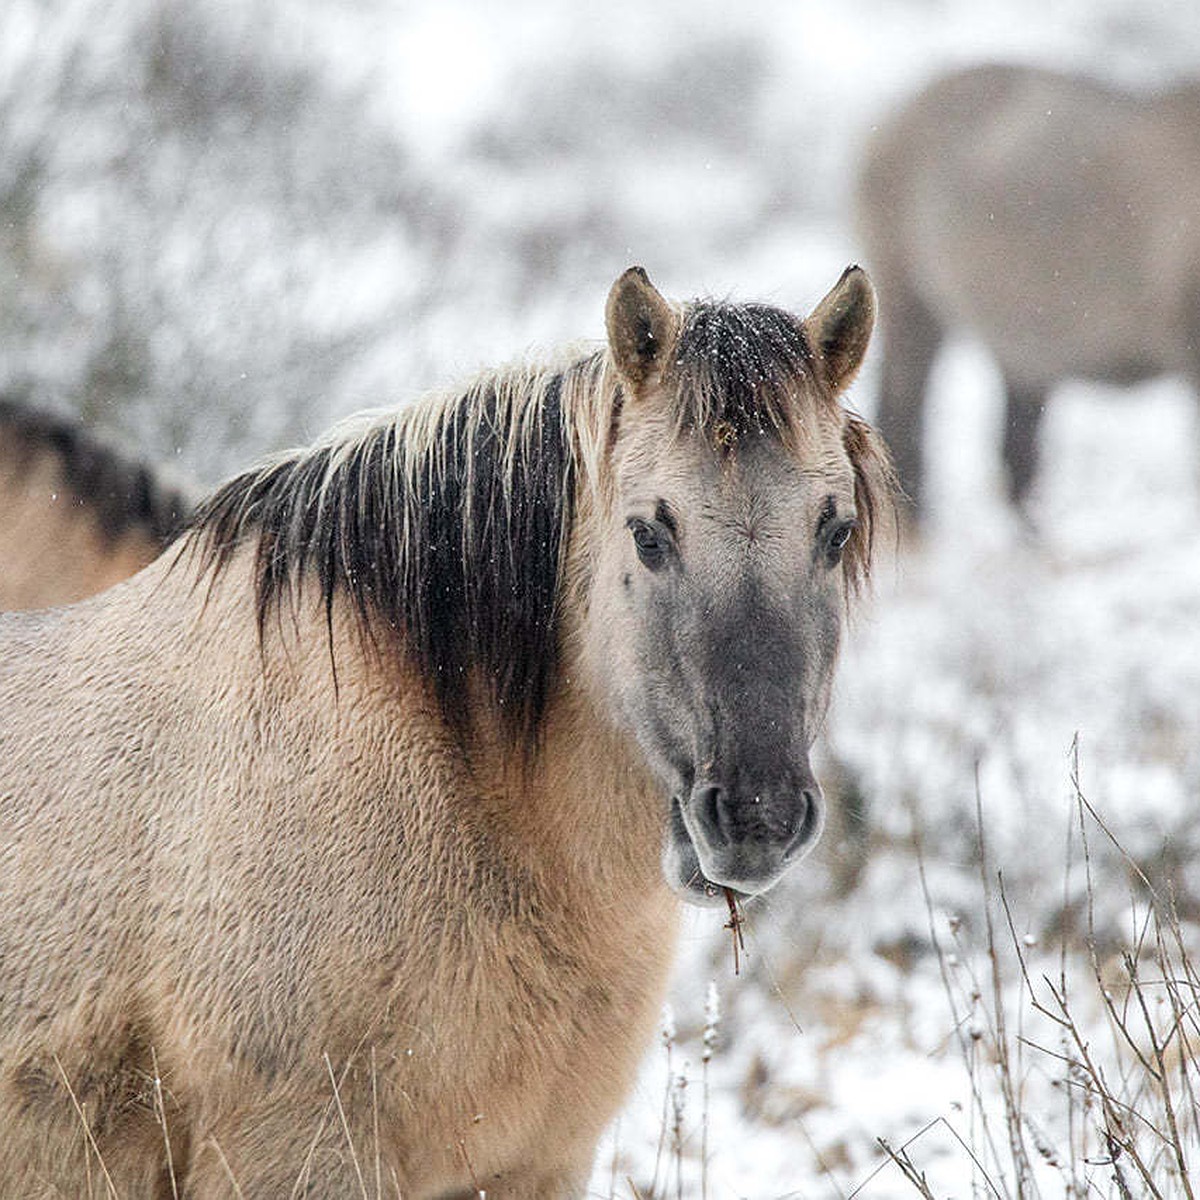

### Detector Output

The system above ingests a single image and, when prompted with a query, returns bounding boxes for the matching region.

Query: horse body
[0,397,192,610]
[0,268,890,1196]
[857,63,1200,512]
[1,550,675,1196]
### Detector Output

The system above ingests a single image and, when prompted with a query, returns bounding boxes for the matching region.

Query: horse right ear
[605,267,679,391]
[803,265,876,395]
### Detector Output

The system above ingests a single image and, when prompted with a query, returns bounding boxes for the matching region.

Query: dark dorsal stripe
[0,394,192,546]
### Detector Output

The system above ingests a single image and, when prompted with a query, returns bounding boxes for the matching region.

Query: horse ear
[803,265,876,394]
[605,266,679,391]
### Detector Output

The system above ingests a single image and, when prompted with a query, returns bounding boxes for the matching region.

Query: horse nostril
[785,787,822,858]
[691,783,731,845]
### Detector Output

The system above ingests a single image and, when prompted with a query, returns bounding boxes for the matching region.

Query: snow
[5,0,1200,1193]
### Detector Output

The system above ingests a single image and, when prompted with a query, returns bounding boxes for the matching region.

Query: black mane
[193,360,585,740]
[672,302,816,437]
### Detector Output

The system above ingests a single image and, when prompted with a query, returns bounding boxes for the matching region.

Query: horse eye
[825,519,857,566]
[628,519,668,570]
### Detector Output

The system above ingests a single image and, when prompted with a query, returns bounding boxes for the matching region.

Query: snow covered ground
[7,0,1200,1195]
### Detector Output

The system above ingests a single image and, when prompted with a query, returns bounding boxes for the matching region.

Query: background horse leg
[1187,305,1200,502]
[875,281,941,518]
[1002,383,1048,511]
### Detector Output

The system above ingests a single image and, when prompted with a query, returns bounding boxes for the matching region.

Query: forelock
[670,301,820,442]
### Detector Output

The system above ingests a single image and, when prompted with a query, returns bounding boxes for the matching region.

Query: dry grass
[614,736,1200,1199]
[898,744,1200,1200]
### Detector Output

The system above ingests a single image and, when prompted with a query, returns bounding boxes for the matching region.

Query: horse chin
[663,796,751,908]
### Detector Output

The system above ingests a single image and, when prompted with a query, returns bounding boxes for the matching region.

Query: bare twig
[455,1136,485,1199]
[724,888,746,976]
[971,767,1035,1200]
[324,1052,369,1200]
[371,1047,382,1200]
[651,1006,676,1199]
[206,1137,247,1200]
[52,1055,119,1200]
[1127,954,1196,1200]
[150,1046,179,1200]
[701,981,719,1200]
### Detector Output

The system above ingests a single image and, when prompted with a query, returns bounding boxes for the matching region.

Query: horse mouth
[664,784,823,907]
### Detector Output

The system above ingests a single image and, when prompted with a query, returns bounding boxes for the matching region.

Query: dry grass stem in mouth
[724,888,746,976]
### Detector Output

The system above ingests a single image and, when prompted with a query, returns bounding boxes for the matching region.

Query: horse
[856,62,1200,517]
[0,394,193,609]
[0,266,892,1197]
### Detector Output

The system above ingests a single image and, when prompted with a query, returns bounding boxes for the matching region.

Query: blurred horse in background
[0,394,193,609]
[0,266,891,1197]
[857,63,1200,518]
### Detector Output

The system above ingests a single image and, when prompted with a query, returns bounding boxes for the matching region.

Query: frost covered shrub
[0,0,447,481]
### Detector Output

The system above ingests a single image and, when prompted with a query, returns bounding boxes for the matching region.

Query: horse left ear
[803,265,876,394]
[605,266,680,392]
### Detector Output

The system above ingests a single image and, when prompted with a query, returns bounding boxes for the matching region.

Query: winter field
[4,0,1200,1195]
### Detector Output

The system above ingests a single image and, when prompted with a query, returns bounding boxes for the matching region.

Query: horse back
[0,397,191,610]
[858,63,1200,385]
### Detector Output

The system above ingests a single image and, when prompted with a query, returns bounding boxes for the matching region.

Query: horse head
[586,266,888,904]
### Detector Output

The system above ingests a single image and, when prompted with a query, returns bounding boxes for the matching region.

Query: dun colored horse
[857,63,1200,515]
[0,395,192,609]
[0,267,891,1197]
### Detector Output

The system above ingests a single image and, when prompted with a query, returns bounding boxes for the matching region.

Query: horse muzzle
[664,770,825,906]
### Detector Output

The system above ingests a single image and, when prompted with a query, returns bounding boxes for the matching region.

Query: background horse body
[857,63,1200,514]
[0,396,192,609]
[0,268,890,1197]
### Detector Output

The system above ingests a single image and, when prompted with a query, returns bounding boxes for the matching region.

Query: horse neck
[526,483,671,903]
[551,690,667,878]
[462,670,671,911]
[174,529,672,906]
[116,520,674,959]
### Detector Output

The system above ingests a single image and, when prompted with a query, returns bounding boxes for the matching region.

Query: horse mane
[193,350,606,739]
[0,392,192,548]
[191,299,880,740]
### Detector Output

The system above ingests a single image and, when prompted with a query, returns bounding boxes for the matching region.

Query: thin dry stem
[902,744,1198,1199]
[150,1046,179,1200]
[1128,954,1196,1200]
[324,1052,369,1200]
[371,1047,382,1200]
[913,818,1009,1192]
[876,1139,937,1199]
[970,765,1035,1199]
[724,888,746,976]
[650,1007,675,1199]
[454,1136,485,1199]
[669,1070,687,1200]
[52,1055,119,1200]
[205,1138,247,1200]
